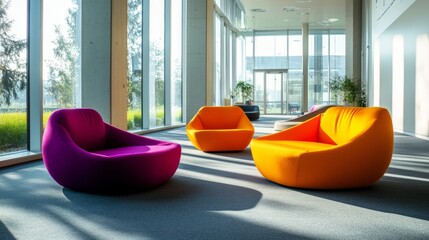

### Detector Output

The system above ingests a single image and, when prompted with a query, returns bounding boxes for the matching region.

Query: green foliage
[0,111,52,152]
[233,81,254,104]
[0,0,27,107]
[0,112,26,151]
[329,75,366,107]
[127,109,141,129]
[45,2,79,108]
[127,0,142,109]
[127,107,182,130]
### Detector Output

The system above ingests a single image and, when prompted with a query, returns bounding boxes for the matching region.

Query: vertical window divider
[142,0,150,129]
[27,0,43,153]
[164,0,171,125]
[181,0,187,123]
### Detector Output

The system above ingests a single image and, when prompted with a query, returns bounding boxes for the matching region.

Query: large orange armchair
[186,106,255,152]
[251,107,394,189]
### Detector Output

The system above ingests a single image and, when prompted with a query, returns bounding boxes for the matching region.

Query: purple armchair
[42,108,181,194]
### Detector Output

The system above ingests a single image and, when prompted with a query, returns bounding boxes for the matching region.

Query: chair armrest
[186,115,204,130]
[237,114,255,131]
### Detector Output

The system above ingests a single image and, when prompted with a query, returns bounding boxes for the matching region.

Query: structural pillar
[346,0,362,81]
[302,23,309,113]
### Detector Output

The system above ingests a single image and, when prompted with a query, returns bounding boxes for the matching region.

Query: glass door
[253,69,291,114]
[266,72,282,114]
[254,71,265,113]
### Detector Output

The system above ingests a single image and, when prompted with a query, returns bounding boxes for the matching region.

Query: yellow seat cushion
[251,107,394,189]
[186,106,255,152]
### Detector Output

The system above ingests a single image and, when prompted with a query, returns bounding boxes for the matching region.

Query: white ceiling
[240,0,346,31]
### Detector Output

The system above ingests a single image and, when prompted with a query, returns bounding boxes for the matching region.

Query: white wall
[368,0,429,139]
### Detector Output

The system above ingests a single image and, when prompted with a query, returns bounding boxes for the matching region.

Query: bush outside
[0,111,51,153]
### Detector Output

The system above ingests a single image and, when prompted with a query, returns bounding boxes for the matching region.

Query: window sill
[0,151,42,168]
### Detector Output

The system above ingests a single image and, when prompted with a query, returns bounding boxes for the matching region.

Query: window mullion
[28,0,43,153]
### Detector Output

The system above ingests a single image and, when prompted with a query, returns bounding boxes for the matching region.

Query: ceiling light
[250,8,266,13]
[283,7,298,13]
[327,18,339,22]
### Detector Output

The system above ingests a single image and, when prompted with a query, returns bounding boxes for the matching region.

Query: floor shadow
[178,162,268,186]
[207,148,255,162]
[182,149,255,164]
[0,221,16,240]
[60,175,311,240]
[293,174,429,221]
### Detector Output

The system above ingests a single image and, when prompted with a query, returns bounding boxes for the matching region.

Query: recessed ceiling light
[328,18,339,22]
[283,7,298,13]
[250,8,266,13]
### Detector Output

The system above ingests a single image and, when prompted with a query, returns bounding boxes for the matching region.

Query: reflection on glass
[0,0,28,155]
[127,0,143,130]
[42,0,80,122]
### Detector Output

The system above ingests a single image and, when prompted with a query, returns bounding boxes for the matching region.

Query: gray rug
[1,116,428,240]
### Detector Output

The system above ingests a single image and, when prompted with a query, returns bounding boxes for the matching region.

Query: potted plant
[329,75,366,107]
[233,81,254,105]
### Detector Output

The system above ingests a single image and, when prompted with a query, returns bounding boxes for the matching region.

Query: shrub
[329,75,366,107]
[0,112,27,151]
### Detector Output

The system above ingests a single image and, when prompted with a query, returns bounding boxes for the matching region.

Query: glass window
[43,0,80,118]
[227,29,233,101]
[308,31,346,106]
[254,34,287,69]
[127,0,143,130]
[214,14,222,106]
[245,35,254,82]
[149,0,165,127]
[287,33,302,113]
[330,34,346,78]
[170,0,183,124]
[0,0,28,155]
[236,35,245,82]
[308,31,328,106]
[127,0,185,130]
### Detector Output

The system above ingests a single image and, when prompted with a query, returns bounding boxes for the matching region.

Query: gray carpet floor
[1,116,429,240]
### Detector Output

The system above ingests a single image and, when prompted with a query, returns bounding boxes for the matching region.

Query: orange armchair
[186,106,255,152]
[251,107,394,189]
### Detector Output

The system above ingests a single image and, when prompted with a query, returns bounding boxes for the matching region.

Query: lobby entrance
[253,69,301,115]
